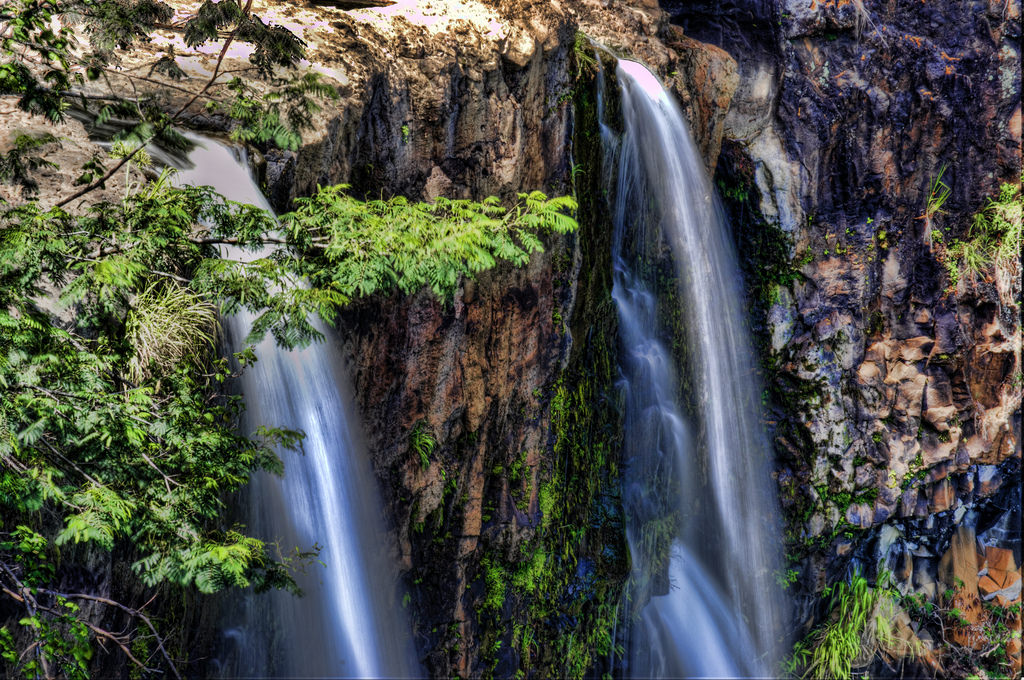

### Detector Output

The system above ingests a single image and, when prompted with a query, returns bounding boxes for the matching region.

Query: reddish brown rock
[662,28,738,172]
[1007,637,1022,677]
[939,526,981,595]
[927,478,955,514]
[986,546,1016,573]
[979,573,1002,597]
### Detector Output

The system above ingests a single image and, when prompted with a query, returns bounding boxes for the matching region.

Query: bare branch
[56,142,149,208]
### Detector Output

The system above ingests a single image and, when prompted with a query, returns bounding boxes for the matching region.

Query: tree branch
[56,0,256,208]
[43,590,183,680]
[55,138,149,208]
[171,0,254,120]
[0,562,54,679]
[2,559,184,680]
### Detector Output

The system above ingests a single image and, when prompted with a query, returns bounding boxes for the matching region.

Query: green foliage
[925,165,952,221]
[510,548,547,595]
[0,0,333,206]
[480,558,507,611]
[975,601,1023,678]
[0,0,405,673]
[902,581,1022,679]
[79,0,175,57]
[0,0,581,670]
[0,0,75,122]
[537,480,555,530]
[284,186,578,301]
[0,529,97,678]
[775,567,800,589]
[0,164,577,674]
[0,133,60,196]
[478,322,624,680]
[4,526,54,585]
[0,179,300,675]
[0,0,308,121]
[509,449,532,512]
[409,421,435,469]
[125,282,218,383]
[10,599,92,680]
[572,32,597,78]
[216,72,339,151]
[941,177,1022,286]
[788,570,908,679]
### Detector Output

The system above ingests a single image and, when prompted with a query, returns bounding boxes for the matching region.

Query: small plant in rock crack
[938,175,1022,289]
[922,165,952,250]
[410,422,436,469]
[572,31,598,78]
[775,568,800,589]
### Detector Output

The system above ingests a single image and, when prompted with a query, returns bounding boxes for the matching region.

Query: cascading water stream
[601,59,789,677]
[175,138,420,678]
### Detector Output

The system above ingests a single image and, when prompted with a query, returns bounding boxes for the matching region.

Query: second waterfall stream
[604,59,790,677]
[176,139,420,678]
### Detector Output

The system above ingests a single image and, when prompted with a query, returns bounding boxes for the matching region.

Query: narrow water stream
[603,60,789,677]
[176,138,420,678]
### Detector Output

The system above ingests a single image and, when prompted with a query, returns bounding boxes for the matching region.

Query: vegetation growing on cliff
[936,177,1022,289]
[1,0,336,669]
[0,182,304,677]
[454,59,627,680]
[285,186,578,302]
[475,339,625,680]
[786,570,918,679]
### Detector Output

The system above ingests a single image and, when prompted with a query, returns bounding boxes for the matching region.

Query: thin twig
[37,436,104,488]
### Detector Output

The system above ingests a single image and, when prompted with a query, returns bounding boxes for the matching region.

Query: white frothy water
[605,60,789,677]
[176,138,420,678]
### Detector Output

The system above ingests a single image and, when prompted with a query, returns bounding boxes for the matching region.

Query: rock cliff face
[7,0,1016,675]
[253,0,1021,673]
[671,0,1021,673]
[251,0,737,207]
[243,1,737,676]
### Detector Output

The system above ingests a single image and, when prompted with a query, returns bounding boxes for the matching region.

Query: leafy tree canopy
[0,167,577,675]
[1,0,579,674]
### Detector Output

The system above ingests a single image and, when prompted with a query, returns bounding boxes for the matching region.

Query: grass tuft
[787,569,918,679]
[409,421,435,469]
[125,283,218,383]
[940,175,1022,288]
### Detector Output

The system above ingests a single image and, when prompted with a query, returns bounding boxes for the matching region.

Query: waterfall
[603,60,789,676]
[175,138,420,678]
